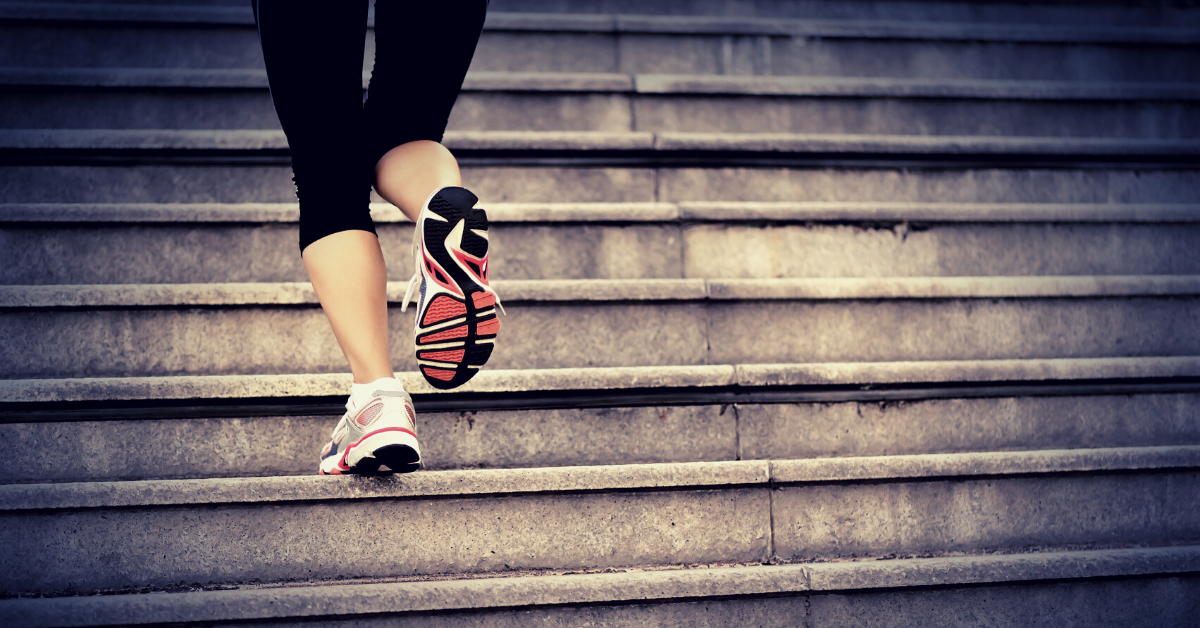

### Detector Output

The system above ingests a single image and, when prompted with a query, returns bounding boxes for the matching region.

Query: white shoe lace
[400,270,420,313]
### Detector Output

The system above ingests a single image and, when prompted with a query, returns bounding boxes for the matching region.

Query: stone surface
[682,223,1200,278]
[9,79,1200,139]
[1,545,1197,627]
[6,129,1198,156]
[2,405,739,482]
[12,219,1200,285]
[733,356,1200,387]
[634,95,1200,138]
[772,472,1200,560]
[0,364,742,402]
[5,356,1193,403]
[806,578,1200,628]
[0,300,711,377]
[706,297,1200,365]
[0,487,771,593]
[5,165,1200,205]
[3,0,1199,618]
[3,290,1198,377]
[738,393,1200,460]
[7,395,1199,483]
[657,167,1200,204]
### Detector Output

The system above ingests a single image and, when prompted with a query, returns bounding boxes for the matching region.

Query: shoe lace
[400,270,420,313]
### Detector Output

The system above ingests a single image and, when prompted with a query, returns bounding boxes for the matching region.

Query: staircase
[2,0,1200,624]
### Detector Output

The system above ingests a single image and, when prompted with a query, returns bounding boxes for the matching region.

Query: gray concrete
[773,471,1200,560]
[1,449,1197,592]
[682,223,1200,278]
[6,393,1199,483]
[6,0,1200,28]
[656,167,1200,204]
[0,301,713,377]
[6,201,1198,223]
[0,536,1195,624]
[633,95,1200,138]
[3,9,1199,81]
[5,164,1200,205]
[738,393,1200,460]
[4,356,1194,403]
[4,446,1192,511]
[6,276,1199,308]
[806,578,1200,628]
[0,364,746,402]
[2,404,738,482]
[706,296,1200,365]
[733,356,1200,387]
[6,128,1200,156]
[2,280,1198,377]
[9,579,1200,628]
[4,0,1199,617]
[0,222,686,284]
[8,212,1200,285]
[7,75,1199,139]
[0,487,770,593]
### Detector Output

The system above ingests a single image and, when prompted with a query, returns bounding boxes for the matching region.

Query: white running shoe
[401,186,502,390]
[318,387,420,475]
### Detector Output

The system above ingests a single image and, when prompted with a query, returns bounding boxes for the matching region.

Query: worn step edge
[2,445,1197,511]
[3,545,1197,628]
[2,4,1197,44]
[3,201,1197,224]
[3,356,1197,404]
[7,68,1199,102]
[5,129,1200,156]
[1,276,1198,309]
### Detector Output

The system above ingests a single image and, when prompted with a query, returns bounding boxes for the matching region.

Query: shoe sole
[321,428,421,475]
[414,187,499,390]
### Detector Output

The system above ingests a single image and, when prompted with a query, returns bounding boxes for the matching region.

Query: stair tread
[3,445,1197,510]
[3,356,1197,403]
[1,275,1197,309]
[2,545,1197,627]
[6,67,1199,101]
[5,201,1198,224]
[5,128,1200,155]
[2,3,1198,44]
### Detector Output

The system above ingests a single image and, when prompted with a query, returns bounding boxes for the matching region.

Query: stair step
[4,69,1198,138]
[2,131,1196,210]
[1,276,1198,378]
[4,201,1199,284]
[2,358,1198,482]
[5,161,1197,208]
[3,7,1198,81]
[3,545,1197,627]
[7,0,1200,28]
[8,128,1200,155]
[0,446,1195,594]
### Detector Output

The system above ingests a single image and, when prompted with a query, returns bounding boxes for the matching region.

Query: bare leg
[301,140,461,385]
[374,140,462,220]
[302,230,394,384]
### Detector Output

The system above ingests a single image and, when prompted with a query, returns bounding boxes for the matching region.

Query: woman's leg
[253,0,394,385]
[373,140,462,222]
[364,0,487,215]
[364,0,496,390]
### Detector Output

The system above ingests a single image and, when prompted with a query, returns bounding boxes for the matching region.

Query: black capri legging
[252,0,488,251]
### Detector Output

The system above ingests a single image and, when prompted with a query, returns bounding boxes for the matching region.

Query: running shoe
[318,388,420,475]
[402,186,501,389]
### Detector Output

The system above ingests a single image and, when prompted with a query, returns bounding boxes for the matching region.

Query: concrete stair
[2,0,1199,625]
[3,276,1200,378]
[5,69,1200,138]
[2,357,1198,481]
[6,201,1200,283]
